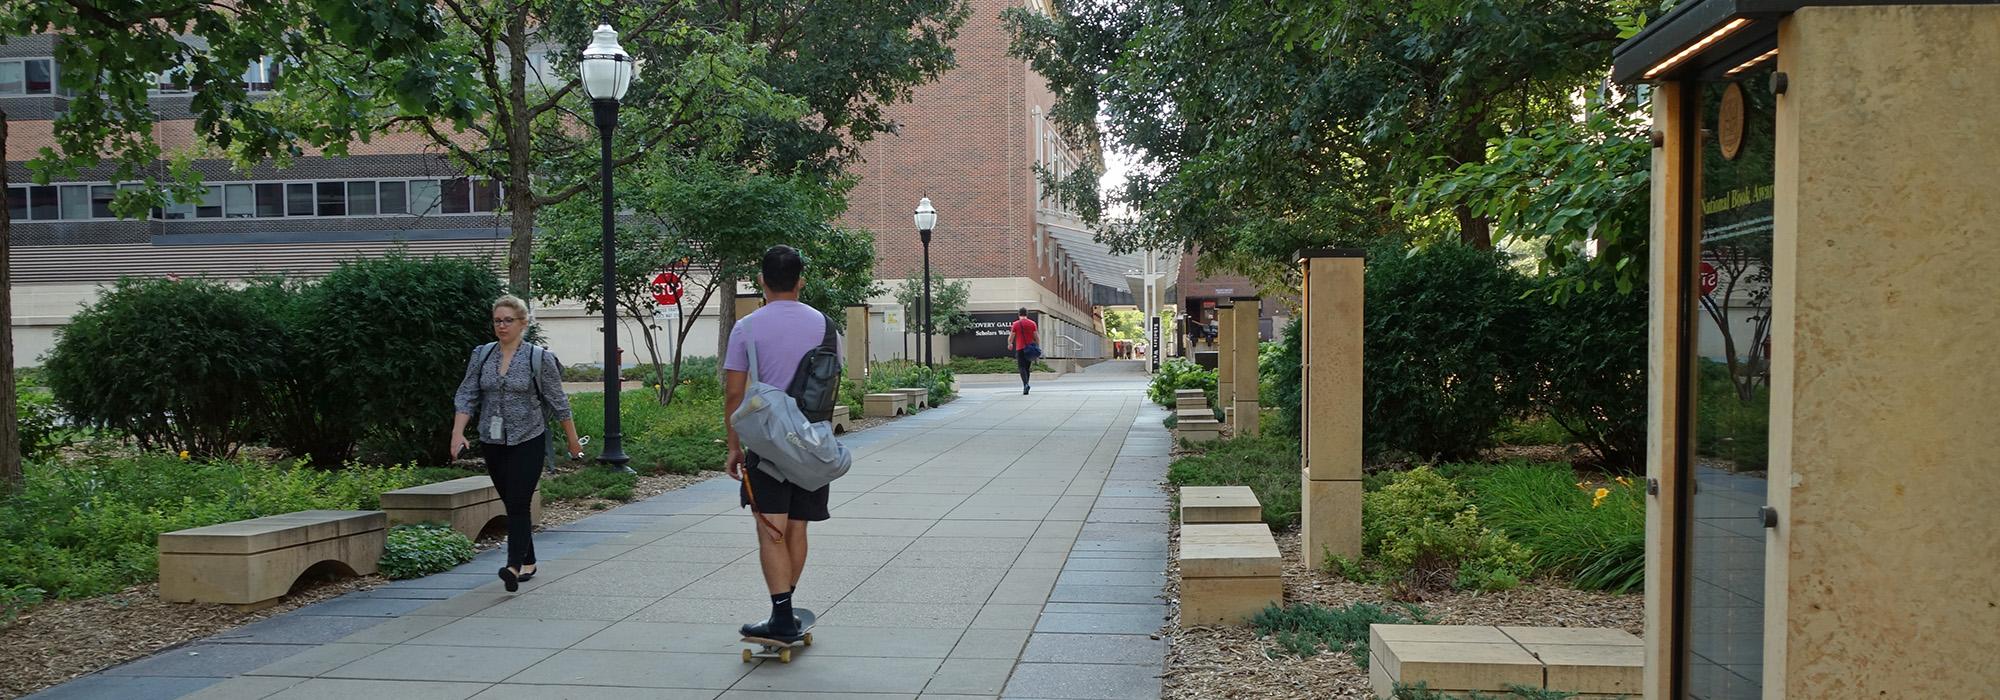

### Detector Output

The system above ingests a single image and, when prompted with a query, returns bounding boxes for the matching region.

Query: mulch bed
[1159,523,1643,700]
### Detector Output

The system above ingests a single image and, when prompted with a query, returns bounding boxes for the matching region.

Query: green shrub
[867,361,954,403]
[0,454,452,598]
[1527,269,1648,471]
[309,253,507,465]
[14,366,47,388]
[1468,463,1645,593]
[567,389,727,475]
[242,276,362,466]
[1364,242,1535,460]
[1167,435,1300,529]
[1260,321,1303,437]
[377,523,477,580]
[1249,601,1425,667]
[16,390,77,461]
[1147,358,1216,409]
[1361,467,1532,592]
[44,277,285,457]
[0,583,45,623]
[1492,416,1571,447]
[542,468,637,502]
[947,357,1052,375]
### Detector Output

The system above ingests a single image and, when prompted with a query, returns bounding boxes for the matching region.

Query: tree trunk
[717,284,736,379]
[504,8,535,295]
[2,115,23,489]
[1452,125,1494,250]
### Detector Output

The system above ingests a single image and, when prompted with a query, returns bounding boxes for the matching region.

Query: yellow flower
[1592,487,1610,508]
[1614,476,1632,486]
[178,450,190,461]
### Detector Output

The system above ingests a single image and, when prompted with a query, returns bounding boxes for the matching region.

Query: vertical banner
[1149,315,1161,372]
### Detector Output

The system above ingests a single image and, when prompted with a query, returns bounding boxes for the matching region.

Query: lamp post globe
[582,22,636,473]
[913,198,938,367]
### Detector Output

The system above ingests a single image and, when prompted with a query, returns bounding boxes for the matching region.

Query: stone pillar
[735,292,762,321]
[1298,249,1365,562]
[1230,296,1261,437]
[1216,303,1235,418]
[844,305,870,381]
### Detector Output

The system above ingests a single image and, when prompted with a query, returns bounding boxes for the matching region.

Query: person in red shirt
[1010,307,1039,395]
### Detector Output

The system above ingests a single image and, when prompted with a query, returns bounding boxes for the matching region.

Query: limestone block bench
[864,392,907,417]
[1174,389,1209,412]
[1174,408,1223,443]
[159,510,386,609]
[1179,522,1282,625]
[382,476,540,540]
[832,405,855,434]
[895,387,931,409]
[1369,625,1642,699]
[1180,485,1262,524]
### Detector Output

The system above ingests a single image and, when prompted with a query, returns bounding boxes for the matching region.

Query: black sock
[771,591,794,630]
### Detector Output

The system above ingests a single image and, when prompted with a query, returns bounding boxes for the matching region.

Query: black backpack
[786,315,842,424]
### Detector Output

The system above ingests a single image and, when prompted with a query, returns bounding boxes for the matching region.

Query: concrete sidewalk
[33,372,1173,700]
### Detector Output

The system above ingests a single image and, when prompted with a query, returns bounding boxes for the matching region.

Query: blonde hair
[491,295,531,323]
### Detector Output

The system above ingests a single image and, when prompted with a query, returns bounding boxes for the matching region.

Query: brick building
[3,0,1124,367]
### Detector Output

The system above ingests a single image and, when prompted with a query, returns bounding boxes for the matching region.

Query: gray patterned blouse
[452,343,574,446]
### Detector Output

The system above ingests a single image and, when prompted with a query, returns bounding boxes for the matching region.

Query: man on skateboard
[724,245,837,646]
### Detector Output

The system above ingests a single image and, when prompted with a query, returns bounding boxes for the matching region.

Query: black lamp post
[582,22,635,474]
[913,197,938,367]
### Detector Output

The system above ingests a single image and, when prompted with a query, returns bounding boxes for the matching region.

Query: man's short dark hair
[762,245,804,292]
[1018,307,1029,317]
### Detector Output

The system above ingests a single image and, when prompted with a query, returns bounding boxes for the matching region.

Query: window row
[0,59,54,96]
[0,56,280,98]
[6,178,503,222]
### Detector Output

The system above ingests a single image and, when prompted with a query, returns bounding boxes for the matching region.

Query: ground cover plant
[1166,435,1300,529]
[948,357,1053,375]
[1248,601,1429,667]
[378,524,477,580]
[1466,463,1645,593]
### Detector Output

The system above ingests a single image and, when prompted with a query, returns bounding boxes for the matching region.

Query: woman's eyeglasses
[492,317,520,325]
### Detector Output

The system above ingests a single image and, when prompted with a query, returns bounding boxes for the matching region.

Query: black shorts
[738,453,832,521]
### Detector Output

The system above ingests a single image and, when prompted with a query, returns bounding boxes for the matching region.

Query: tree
[1004,0,1623,278]
[0,0,457,488]
[287,0,968,295]
[1102,309,1143,341]
[893,274,971,360]
[533,155,880,406]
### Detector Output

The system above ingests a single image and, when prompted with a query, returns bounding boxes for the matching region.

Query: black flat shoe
[498,566,520,592]
[517,566,537,582]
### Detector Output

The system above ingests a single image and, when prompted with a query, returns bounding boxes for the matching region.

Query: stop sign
[1698,261,1718,296]
[650,271,682,305]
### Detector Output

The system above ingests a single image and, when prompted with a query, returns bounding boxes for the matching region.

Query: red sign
[1698,262,1718,296]
[650,271,683,305]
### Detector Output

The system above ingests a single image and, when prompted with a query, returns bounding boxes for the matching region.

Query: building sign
[1213,287,1234,295]
[1149,315,1161,372]
[950,311,1040,359]
[882,306,903,333]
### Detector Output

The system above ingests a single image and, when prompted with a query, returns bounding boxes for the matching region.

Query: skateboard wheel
[778,648,792,663]
[741,649,752,663]
[803,633,814,646]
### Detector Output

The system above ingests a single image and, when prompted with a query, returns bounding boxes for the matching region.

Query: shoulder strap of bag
[820,313,837,350]
[529,344,548,413]
[742,317,760,385]
[473,342,498,394]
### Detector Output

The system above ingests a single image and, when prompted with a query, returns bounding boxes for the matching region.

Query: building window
[225,184,256,218]
[286,183,314,216]
[242,57,279,91]
[379,181,408,214]
[194,186,223,218]
[5,187,23,222]
[408,179,441,215]
[347,181,378,216]
[440,178,471,214]
[255,183,284,217]
[89,185,117,218]
[316,181,346,216]
[472,179,500,212]
[0,58,55,96]
[30,186,57,220]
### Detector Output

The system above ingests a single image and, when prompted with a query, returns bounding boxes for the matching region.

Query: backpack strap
[473,342,499,399]
[820,313,836,350]
[742,317,760,385]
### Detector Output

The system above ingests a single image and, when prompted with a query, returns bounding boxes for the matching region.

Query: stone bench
[1174,407,1224,443]
[832,405,855,434]
[1174,389,1209,412]
[1180,485,1262,524]
[159,510,386,609]
[864,392,907,418]
[381,476,540,540]
[1369,625,1643,699]
[895,387,931,408]
[1179,522,1282,625]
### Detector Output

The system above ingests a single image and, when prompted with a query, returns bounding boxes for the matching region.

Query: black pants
[1017,349,1033,386]
[482,432,545,568]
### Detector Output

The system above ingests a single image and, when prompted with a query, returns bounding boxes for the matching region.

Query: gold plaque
[1718,82,1746,161]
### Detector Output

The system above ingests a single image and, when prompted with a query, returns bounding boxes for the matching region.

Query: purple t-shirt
[724,300,840,389]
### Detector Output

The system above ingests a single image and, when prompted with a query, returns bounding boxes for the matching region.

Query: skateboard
[740,608,816,663]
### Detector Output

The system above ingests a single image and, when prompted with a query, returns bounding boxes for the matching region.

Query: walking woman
[450,295,584,592]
